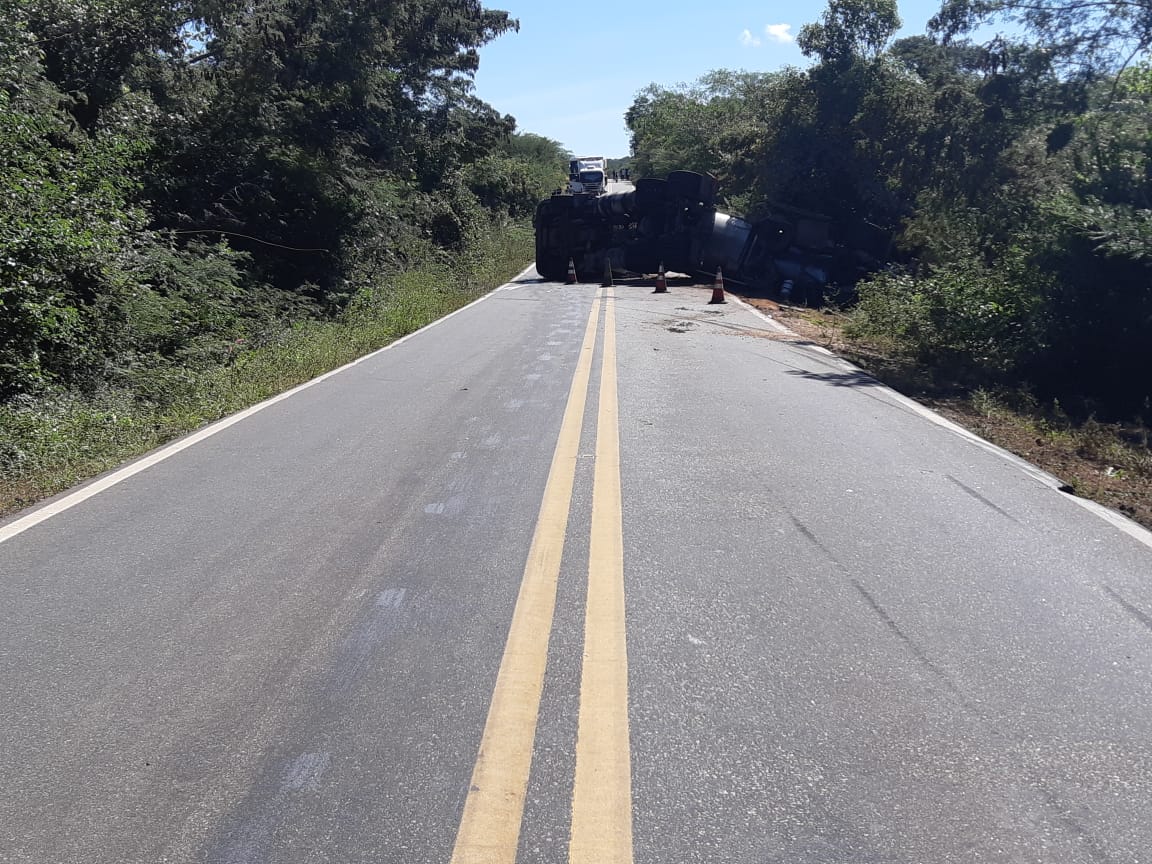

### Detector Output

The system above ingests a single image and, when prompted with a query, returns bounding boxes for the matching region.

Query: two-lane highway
[3,270,1152,863]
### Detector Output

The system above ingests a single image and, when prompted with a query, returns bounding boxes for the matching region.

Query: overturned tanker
[533,170,868,303]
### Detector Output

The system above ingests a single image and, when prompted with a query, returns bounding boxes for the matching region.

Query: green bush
[848,251,1045,376]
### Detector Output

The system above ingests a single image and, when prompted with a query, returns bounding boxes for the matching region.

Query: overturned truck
[534,170,870,304]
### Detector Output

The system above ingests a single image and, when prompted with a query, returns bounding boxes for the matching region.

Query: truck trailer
[534,170,866,303]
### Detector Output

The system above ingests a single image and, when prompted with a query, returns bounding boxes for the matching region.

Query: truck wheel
[535,254,567,283]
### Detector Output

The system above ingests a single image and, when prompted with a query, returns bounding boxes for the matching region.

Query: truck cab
[568,157,607,196]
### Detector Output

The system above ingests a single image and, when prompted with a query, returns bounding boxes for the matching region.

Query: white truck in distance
[568,156,607,196]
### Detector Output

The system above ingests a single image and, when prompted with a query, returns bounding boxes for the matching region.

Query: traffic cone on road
[653,262,668,294]
[602,257,613,287]
[708,267,727,304]
[566,258,578,285]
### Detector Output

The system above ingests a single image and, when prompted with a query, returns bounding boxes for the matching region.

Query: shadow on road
[784,368,884,388]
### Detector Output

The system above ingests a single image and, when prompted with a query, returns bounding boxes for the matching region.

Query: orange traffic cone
[566,258,578,285]
[653,262,668,294]
[708,267,727,304]
[602,257,613,287]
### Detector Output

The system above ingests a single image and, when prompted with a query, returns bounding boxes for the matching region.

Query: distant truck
[567,156,607,196]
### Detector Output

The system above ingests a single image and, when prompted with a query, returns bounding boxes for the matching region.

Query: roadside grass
[0,225,534,519]
[740,296,1152,531]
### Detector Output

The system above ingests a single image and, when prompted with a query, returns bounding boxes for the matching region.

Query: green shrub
[848,251,1046,376]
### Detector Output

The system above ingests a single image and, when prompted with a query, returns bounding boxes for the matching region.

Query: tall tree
[797,0,902,66]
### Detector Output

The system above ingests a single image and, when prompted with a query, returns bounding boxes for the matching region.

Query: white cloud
[764,23,795,44]
[739,29,762,48]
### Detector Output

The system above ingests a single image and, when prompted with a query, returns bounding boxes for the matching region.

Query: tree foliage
[0,0,556,401]
[627,0,1152,419]
[931,0,1152,78]
[798,0,902,66]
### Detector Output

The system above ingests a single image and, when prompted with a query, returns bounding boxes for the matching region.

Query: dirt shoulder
[739,294,1152,533]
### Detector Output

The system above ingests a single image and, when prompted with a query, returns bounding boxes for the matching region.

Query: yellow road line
[450,287,605,864]
[569,289,634,864]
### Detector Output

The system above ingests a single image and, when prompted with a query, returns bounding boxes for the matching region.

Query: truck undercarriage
[534,170,873,305]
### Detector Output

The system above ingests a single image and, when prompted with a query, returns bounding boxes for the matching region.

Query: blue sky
[470,0,960,157]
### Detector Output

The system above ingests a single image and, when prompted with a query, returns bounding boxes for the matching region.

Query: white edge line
[727,293,1152,553]
[1062,495,1152,549]
[860,372,1152,552]
[841,361,1152,551]
[726,293,800,336]
[0,263,540,545]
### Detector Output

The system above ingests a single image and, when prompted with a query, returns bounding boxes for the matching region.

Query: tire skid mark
[849,578,963,699]
[376,587,406,609]
[213,589,411,863]
[215,751,332,864]
[787,514,835,561]
[326,586,411,699]
[789,515,976,704]
[424,496,468,517]
[849,576,1112,859]
[787,512,964,696]
[1103,584,1152,634]
[789,513,1112,859]
[280,752,331,793]
[946,474,1020,524]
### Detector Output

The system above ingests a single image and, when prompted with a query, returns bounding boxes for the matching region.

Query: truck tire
[536,255,567,282]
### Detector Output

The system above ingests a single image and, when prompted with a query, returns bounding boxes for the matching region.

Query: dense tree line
[627,0,1152,421]
[0,0,568,401]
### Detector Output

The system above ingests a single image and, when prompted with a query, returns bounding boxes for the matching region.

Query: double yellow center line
[449,287,633,864]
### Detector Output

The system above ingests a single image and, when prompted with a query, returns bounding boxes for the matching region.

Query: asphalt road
[3,270,1152,864]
